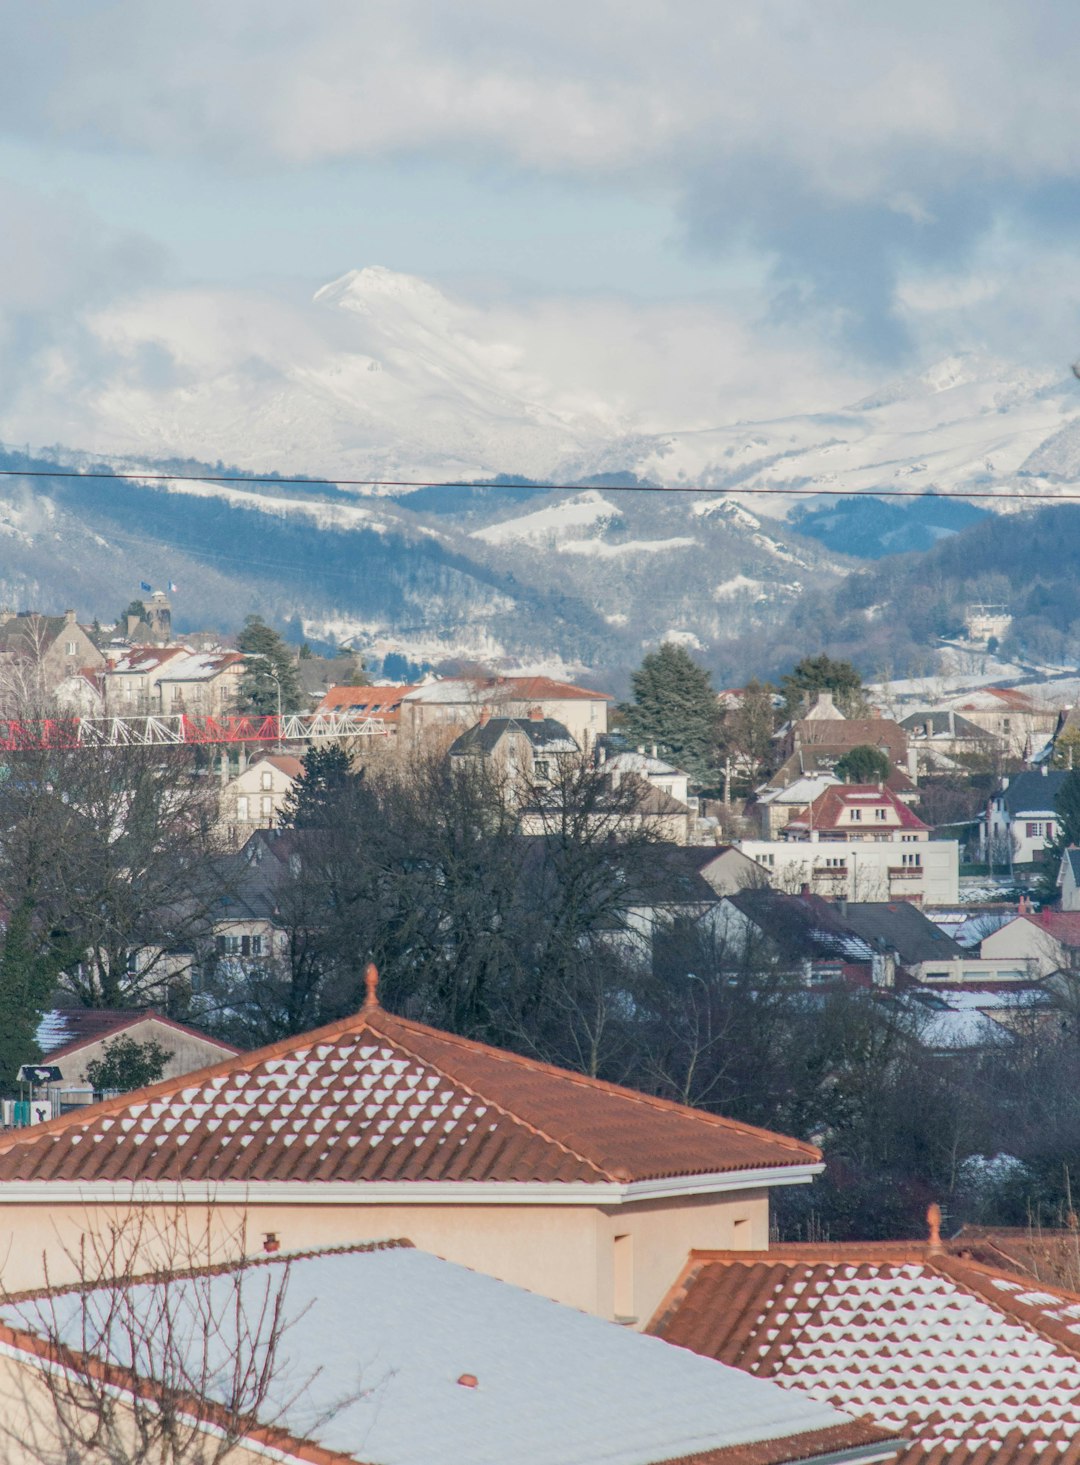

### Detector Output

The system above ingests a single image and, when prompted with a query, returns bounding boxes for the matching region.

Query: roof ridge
[929,1252,1080,1356]
[41,1010,239,1066]
[366,1008,820,1162]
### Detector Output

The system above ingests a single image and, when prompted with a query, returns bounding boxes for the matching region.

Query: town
[0,592,1077,1459]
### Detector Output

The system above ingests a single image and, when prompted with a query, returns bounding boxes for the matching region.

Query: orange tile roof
[791,785,928,833]
[650,1245,1080,1462]
[316,684,415,717]
[492,675,612,702]
[0,996,818,1187]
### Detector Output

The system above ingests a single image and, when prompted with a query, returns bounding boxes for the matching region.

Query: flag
[139,581,152,593]
[168,581,178,593]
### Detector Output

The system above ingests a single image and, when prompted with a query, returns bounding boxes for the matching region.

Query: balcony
[888,866,922,880]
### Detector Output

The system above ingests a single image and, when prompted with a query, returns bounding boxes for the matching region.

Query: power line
[1,464,1080,501]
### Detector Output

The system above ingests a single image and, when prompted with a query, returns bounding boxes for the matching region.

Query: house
[978,908,1080,978]
[400,675,612,748]
[904,986,1048,1052]
[602,749,691,806]
[735,786,960,905]
[449,709,578,787]
[0,609,104,691]
[980,767,1067,865]
[898,707,998,767]
[218,751,304,848]
[721,888,883,988]
[0,969,822,1313]
[937,686,1059,757]
[648,1226,1080,1461]
[53,666,105,716]
[101,646,190,714]
[0,1243,899,1465]
[778,691,910,770]
[839,900,967,982]
[766,746,919,803]
[32,1008,238,1092]
[1060,847,1080,910]
[752,774,841,838]
[154,650,246,717]
[314,682,417,729]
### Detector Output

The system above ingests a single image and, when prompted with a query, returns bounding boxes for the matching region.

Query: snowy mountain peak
[314,266,458,323]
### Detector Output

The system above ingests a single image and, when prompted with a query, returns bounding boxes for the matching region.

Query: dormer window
[875,807,888,820]
[849,808,862,821]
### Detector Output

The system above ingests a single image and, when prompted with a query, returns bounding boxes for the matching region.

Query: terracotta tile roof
[650,1245,1080,1461]
[315,684,416,717]
[0,997,818,1187]
[790,785,928,834]
[1020,911,1080,948]
[0,1242,898,1465]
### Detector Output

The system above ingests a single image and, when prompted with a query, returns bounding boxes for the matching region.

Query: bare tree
[0,1207,358,1465]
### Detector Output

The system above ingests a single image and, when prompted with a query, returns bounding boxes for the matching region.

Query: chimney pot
[478,706,491,727]
[927,1202,942,1253]
[457,1374,479,1389]
[528,705,543,722]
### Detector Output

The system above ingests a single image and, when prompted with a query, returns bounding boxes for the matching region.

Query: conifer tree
[780,654,867,718]
[0,901,67,1089]
[237,616,303,715]
[618,643,720,783]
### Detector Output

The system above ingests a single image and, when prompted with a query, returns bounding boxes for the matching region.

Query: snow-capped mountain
[10,265,1080,501]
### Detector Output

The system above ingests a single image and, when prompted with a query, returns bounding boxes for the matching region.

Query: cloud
[4,4,1080,353]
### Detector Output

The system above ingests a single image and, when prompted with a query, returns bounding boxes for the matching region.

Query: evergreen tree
[780,654,867,718]
[0,901,68,1089]
[834,744,891,784]
[281,744,362,828]
[618,643,720,783]
[1037,770,1080,902]
[237,616,304,715]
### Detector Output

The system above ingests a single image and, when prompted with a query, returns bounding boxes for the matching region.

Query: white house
[219,752,304,849]
[980,768,1068,865]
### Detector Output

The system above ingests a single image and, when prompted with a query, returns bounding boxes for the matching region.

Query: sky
[3,2,1080,469]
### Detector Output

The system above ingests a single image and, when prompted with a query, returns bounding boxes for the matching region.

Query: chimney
[478,706,491,727]
[528,705,543,722]
[64,608,76,624]
[1041,763,1048,777]
[651,744,658,758]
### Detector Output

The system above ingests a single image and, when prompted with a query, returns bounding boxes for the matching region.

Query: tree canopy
[834,744,891,784]
[85,1034,170,1094]
[618,643,720,783]
[237,616,303,715]
[780,654,867,718]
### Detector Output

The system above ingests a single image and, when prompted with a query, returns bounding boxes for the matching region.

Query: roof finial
[927,1201,942,1252]
[364,963,380,1010]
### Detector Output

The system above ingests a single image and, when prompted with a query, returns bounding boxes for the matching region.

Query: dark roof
[725,889,874,965]
[1066,849,1080,883]
[841,902,965,964]
[770,750,916,794]
[899,710,994,741]
[627,847,727,906]
[1000,770,1069,815]
[450,716,578,757]
[0,996,820,1185]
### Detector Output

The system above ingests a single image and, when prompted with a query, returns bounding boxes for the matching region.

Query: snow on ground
[712,575,767,600]
[471,491,618,546]
[559,536,697,557]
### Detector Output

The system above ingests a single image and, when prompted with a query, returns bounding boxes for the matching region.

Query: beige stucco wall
[49,1019,236,1089]
[0,1189,771,1325]
[979,919,1066,977]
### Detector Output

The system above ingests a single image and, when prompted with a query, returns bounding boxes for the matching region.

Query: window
[237,795,249,821]
[260,795,273,817]
[1002,717,1011,732]
[901,852,922,867]
[533,758,550,780]
[849,808,862,821]
[1026,822,1045,839]
[874,807,888,820]
[901,833,918,842]
[261,771,273,790]
[65,641,77,656]
[822,856,845,868]
[250,935,263,957]
[216,935,242,955]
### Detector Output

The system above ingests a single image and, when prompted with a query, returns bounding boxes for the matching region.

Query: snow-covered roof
[654,1245,1080,1459]
[155,651,244,682]
[1,1244,888,1465]
[604,751,684,777]
[0,991,819,1186]
[755,775,840,807]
